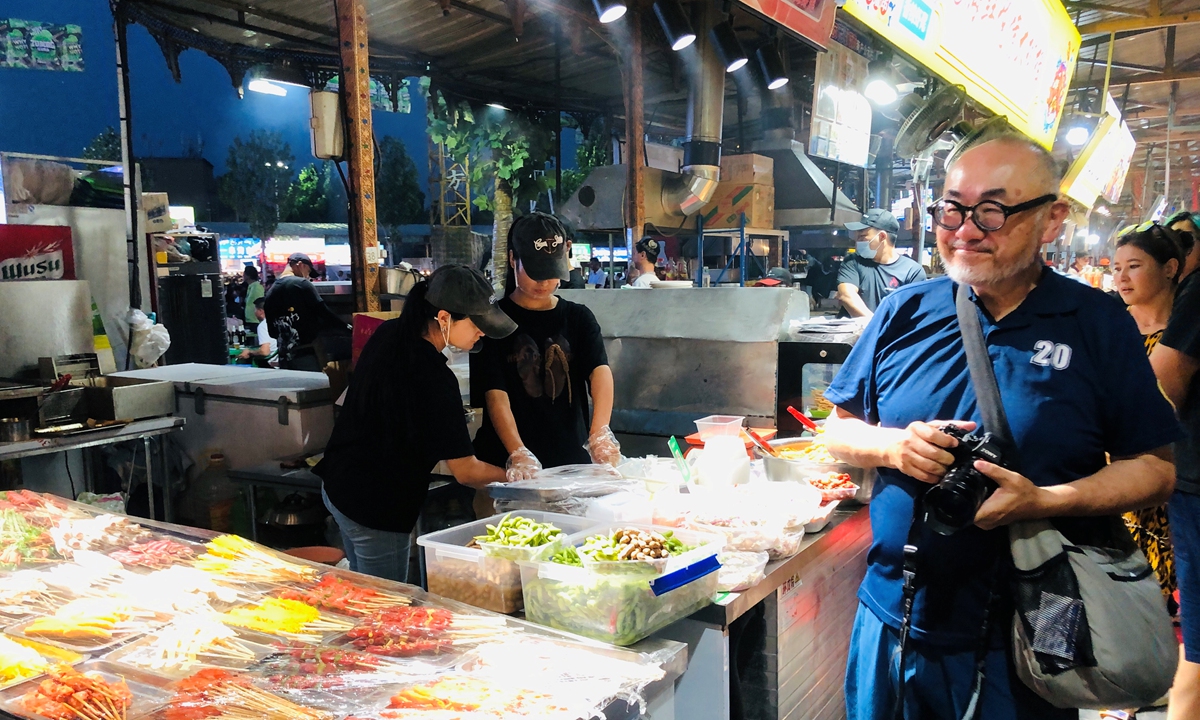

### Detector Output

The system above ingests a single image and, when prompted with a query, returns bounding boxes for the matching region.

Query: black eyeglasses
[928,194,1058,232]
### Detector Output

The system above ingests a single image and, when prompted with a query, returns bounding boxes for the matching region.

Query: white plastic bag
[127,309,171,368]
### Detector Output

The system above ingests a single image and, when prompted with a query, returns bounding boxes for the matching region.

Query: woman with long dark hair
[315,265,516,582]
[471,212,620,481]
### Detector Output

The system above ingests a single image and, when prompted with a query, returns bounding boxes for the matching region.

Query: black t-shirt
[1163,272,1200,485]
[837,254,927,315]
[315,321,474,533]
[471,297,608,468]
[264,277,347,361]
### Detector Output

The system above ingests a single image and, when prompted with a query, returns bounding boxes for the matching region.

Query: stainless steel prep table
[655,506,871,720]
[0,416,185,523]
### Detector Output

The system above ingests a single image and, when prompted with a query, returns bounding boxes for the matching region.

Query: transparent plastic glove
[505,446,542,482]
[586,425,623,467]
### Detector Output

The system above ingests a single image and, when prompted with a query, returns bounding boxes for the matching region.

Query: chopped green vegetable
[473,514,563,548]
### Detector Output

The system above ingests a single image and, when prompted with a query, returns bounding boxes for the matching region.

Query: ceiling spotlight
[1066,126,1090,146]
[756,45,788,90]
[592,0,627,23]
[864,78,898,105]
[1095,205,1111,217]
[487,102,509,111]
[710,21,747,73]
[245,61,309,97]
[247,79,287,97]
[653,0,696,52]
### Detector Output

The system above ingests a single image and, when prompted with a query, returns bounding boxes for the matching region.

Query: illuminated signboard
[843,0,1081,149]
[737,0,837,49]
[1062,96,1137,207]
[810,39,873,168]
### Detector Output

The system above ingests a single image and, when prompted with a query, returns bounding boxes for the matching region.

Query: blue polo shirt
[824,269,1183,648]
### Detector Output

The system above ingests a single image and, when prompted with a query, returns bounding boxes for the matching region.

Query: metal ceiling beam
[437,0,514,26]
[1079,11,1200,35]
[1065,1,1148,17]
[1075,56,1161,73]
[165,0,334,38]
[1073,68,1200,89]
[1079,28,1161,49]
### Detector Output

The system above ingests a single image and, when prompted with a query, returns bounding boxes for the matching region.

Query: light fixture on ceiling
[1066,126,1090,146]
[245,61,309,97]
[863,59,899,105]
[710,21,747,72]
[1095,205,1111,217]
[592,0,627,23]
[756,44,788,90]
[247,79,288,97]
[487,102,509,111]
[653,0,696,51]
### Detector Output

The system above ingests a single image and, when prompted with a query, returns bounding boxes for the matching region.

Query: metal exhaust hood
[753,137,861,228]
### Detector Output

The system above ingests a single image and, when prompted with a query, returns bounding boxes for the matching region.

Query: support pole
[624,0,646,244]
[113,2,141,312]
[1168,82,1178,204]
[337,0,380,313]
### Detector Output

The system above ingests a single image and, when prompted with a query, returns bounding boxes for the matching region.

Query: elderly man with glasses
[820,133,1182,719]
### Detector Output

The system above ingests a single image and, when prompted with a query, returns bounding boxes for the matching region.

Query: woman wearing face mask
[470,213,620,483]
[1113,223,1187,612]
[315,266,517,582]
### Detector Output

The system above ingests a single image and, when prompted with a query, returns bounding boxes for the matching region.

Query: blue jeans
[321,486,411,583]
[845,603,1075,720]
[1170,489,1200,662]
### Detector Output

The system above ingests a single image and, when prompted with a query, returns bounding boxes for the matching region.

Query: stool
[283,546,345,565]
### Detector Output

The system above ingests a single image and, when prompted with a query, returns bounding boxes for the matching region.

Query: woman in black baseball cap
[315,265,516,582]
[470,212,622,485]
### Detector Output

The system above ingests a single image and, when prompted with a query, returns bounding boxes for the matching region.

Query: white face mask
[855,238,878,260]
[441,320,470,355]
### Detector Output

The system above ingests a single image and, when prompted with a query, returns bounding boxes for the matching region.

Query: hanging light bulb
[756,45,788,90]
[653,0,696,51]
[592,0,627,24]
[710,21,747,72]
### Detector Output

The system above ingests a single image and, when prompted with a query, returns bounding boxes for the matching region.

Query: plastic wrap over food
[681,483,822,559]
[717,552,770,592]
[486,464,637,503]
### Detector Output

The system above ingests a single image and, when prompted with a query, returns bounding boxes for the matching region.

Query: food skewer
[194,536,318,585]
[165,668,330,720]
[346,606,512,657]
[274,574,411,617]
[19,664,132,720]
[219,598,353,643]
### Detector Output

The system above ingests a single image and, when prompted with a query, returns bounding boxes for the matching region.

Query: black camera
[922,425,1007,535]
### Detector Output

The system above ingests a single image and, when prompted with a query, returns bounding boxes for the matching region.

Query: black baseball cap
[287,252,314,268]
[636,237,661,261]
[845,208,901,236]
[509,212,571,282]
[427,265,517,339]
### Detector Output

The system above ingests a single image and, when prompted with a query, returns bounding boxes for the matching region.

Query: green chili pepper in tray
[473,514,564,548]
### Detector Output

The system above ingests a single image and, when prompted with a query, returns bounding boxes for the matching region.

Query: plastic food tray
[519,524,723,645]
[0,660,171,720]
[0,571,71,622]
[104,624,279,679]
[0,637,85,692]
[416,512,596,614]
[485,465,635,503]
[4,612,169,655]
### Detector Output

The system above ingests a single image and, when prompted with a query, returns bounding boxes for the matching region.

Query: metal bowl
[756,438,874,503]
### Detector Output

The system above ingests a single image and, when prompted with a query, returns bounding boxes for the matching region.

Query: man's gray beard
[944,244,1043,287]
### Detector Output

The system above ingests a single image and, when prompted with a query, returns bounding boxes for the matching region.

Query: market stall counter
[0,490,687,720]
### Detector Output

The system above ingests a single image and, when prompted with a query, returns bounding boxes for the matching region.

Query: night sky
[0,0,435,190]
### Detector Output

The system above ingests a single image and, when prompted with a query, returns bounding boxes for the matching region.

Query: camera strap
[890,284,1016,720]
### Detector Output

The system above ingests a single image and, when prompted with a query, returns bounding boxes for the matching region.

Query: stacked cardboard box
[699,154,775,228]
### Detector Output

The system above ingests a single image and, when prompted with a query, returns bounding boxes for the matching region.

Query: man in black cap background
[264,252,349,371]
[472,211,621,484]
[838,208,927,318]
[286,252,316,279]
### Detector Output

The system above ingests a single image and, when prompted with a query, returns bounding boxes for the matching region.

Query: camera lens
[924,467,992,535]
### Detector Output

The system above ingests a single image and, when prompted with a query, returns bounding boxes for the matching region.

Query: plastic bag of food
[487,464,636,503]
[717,551,770,592]
[127,309,171,368]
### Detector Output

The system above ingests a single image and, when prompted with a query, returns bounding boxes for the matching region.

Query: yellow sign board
[843,0,1081,149]
[1062,96,1137,207]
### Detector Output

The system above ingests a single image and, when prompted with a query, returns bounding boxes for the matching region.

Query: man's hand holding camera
[885,420,976,484]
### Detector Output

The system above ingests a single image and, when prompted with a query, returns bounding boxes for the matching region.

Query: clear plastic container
[716,551,770,592]
[416,512,597,614]
[518,524,723,645]
[692,415,745,440]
